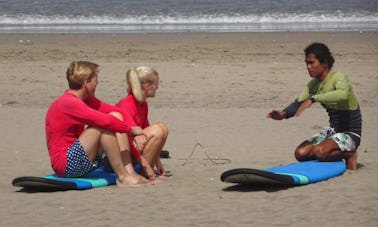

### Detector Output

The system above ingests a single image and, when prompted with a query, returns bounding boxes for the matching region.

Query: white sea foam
[1,11,377,25]
[0,11,377,33]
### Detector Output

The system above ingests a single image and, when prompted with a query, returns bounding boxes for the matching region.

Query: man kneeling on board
[267,42,362,170]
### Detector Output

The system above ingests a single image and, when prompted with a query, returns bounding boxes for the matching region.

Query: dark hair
[304,42,335,69]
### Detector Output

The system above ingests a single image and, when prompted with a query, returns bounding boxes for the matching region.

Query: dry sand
[0,32,377,226]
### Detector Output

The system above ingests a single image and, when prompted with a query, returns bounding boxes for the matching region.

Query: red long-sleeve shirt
[45,91,135,176]
[116,94,150,159]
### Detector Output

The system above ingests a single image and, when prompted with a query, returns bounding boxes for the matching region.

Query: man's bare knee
[295,147,306,156]
[313,146,331,160]
[295,147,308,161]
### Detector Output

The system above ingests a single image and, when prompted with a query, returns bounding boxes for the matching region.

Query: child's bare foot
[156,175,170,180]
[134,172,153,184]
[345,151,357,170]
[116,174,150,187]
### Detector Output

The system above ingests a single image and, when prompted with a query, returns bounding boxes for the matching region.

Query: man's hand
[267,110,286,120]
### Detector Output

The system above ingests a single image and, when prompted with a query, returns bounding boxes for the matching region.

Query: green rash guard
[283,71,362,146]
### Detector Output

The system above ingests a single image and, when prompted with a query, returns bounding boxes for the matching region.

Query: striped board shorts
[65,139,102,177]
[307,127,357,152]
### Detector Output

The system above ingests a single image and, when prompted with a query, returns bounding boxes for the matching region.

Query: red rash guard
[45,91,135,176]
[116,94,150,159]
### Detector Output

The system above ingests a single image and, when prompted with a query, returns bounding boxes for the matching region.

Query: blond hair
[66,61,99,90]
[126,66,158,103]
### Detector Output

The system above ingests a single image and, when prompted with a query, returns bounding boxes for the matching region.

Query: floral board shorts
[307,127,358,152]
[65,139,103,177]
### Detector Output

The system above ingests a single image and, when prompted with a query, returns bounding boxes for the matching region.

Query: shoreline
[1,21,376,34]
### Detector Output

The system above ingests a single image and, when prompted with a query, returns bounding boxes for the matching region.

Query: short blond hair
[66,61,99,90]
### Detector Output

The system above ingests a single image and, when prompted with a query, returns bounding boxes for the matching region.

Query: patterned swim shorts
[307,127,357,152]
[65,139,102,177]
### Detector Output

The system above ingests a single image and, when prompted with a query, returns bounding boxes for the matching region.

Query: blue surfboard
[220,160,346,186]
[12,164,141,191]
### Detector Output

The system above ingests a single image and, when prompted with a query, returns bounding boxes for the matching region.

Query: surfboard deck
[12,166,117,191]
[221,160,346,186]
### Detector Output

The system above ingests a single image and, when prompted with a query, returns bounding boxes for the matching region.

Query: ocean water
[0,0,377,33]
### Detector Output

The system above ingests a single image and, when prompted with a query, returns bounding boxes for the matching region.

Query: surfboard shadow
[15,187,69,193]
[222,184,293,192]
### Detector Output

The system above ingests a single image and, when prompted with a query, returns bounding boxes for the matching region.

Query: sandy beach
[1,32,377,226]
